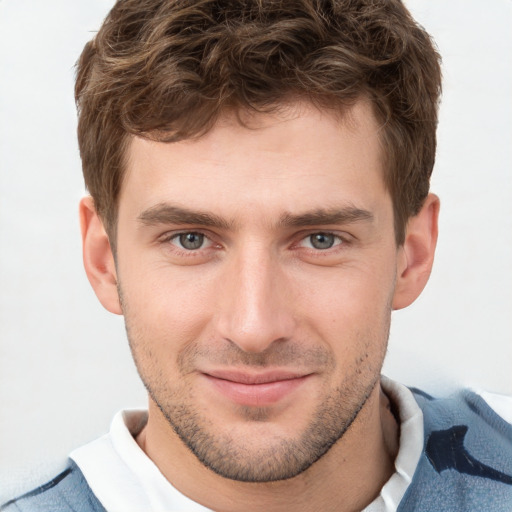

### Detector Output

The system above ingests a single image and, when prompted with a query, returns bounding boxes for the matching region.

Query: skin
[80,100,439,512]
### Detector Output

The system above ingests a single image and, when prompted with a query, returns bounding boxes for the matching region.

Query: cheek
[119,263,217,353]
[292,262,395,354]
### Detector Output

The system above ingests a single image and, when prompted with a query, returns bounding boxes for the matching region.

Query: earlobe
[392,193,440,310]
[79,196,122,315]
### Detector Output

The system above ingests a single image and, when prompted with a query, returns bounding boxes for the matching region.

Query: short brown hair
[75,0,441,245]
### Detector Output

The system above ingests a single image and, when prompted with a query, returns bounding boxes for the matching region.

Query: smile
[202,370,313,407]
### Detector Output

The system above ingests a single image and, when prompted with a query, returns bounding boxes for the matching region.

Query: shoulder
[411,387,512,441]
[0,461,106,512]
[397,388,512,512]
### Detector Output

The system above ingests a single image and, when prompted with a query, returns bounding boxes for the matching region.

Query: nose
[215,245,296,353]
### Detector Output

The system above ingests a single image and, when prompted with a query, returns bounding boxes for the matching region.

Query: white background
[1,0,511,503]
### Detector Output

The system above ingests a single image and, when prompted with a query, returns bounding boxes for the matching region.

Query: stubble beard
[125,329,385,483]
[153,372,379,482]
[119,277,390,483]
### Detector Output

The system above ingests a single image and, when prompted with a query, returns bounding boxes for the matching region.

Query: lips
[202,370,312,407]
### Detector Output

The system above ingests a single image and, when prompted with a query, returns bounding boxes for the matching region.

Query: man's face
[115,100,402,482]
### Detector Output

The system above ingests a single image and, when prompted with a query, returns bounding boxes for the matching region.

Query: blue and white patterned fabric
[0,461,105,512]
[2,382,511,512]
[396,388,512,511]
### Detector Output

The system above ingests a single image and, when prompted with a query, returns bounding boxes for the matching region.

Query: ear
[79,196,122,315]
[392,193,440,310]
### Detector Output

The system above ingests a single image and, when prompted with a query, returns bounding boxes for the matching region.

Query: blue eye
[300,233,343,250]
[175,232,205,250]
[310,233,336,249]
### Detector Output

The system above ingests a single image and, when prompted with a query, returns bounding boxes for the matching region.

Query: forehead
[120,100,388,220]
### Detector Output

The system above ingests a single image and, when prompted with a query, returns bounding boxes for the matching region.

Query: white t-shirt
[70,378,426,512]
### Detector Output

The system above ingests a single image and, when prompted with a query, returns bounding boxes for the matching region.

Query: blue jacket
[397,388,512,511]
[3,389,512,511]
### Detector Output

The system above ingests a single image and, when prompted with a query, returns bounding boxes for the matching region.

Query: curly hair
[75,0,442,245]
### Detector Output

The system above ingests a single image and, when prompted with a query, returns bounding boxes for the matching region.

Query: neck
[136,381,399,512]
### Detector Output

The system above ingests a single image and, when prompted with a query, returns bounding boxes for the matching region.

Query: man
[2,0,511,511]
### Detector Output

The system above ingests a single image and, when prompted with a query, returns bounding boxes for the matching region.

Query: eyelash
[159,231,216,257]
[296,232,346,251]
[159,230,350,256]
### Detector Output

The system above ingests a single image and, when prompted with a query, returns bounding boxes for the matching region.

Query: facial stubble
[120,285,389,483]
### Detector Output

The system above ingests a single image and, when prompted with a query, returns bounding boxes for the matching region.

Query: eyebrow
[138,204,232,229]
[137,203,373,229]
[278,207,374,227]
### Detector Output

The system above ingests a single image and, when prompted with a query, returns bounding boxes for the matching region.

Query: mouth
[201,369,313,407]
